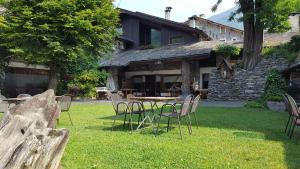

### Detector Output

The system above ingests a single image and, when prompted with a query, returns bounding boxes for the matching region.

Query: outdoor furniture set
[110,93,201,139]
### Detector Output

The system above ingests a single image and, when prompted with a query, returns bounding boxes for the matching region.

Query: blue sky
[114,0,237,22]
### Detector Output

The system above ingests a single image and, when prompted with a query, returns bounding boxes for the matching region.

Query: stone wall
[208,56,288,101]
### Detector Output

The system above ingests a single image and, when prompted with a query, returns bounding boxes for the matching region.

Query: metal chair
[127,101,145,130]
[0,94,8,113]
[155,95,193,139]
[190,94,201,128]
[17,94,32,98]
[111,93,130,130]
[283,94,293,135]
[286,95,300,139]
[59,95,73,126]
[126,94,135,100]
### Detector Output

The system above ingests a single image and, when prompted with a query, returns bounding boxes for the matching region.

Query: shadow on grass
[94,105,300,168]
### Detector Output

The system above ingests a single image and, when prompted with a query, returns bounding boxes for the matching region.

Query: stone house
[185,16,244,42]
[289,12,300,33]
[101,8,222,97]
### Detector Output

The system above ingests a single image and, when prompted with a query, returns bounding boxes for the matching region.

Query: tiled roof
[100,41,225,67]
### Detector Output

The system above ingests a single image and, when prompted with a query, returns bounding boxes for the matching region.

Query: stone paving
[72,100,246,108]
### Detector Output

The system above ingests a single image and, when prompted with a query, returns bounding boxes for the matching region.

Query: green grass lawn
[2,104,300,168]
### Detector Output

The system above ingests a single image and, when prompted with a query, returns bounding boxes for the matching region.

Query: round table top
[128,96,179,101]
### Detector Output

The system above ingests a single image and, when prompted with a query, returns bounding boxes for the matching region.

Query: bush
[215,44,241,60]
[262,37,300,63]
[289,35,300,52]
[68,70,109,98]
[244,100,265,109]
[262,44,297,63]
[263,69,287,102]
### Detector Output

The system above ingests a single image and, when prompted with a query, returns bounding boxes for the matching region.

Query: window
[139,24,161,48]
[170,36,184,44]
[116,26,123,35]
[151,29,161,47]
[202,74,210,89]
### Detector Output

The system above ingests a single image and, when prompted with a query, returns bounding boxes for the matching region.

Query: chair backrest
[60,95,72,112]
[128,101,143,113]
[286,94,300,118]
[180,95,193,116]
[191,94,201,113]
[111,93,123,110]
[17,94,32,98]
[127,94,135,99]
[282,94,292,116]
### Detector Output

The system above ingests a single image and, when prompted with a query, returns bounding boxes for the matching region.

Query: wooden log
[0,90,69,169]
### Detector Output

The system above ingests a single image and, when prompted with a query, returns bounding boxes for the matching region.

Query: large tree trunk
[0,90,69,169]
[48,66,59,91]
[240,0,264,70]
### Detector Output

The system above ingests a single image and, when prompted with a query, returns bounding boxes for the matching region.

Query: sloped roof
[119,8,211,40]
[100,41,224,67]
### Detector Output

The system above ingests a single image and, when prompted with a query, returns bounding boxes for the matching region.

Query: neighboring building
[185,15,244,42]
[1,60,49,97]
[289,12,300,33]
[101,8,218,97]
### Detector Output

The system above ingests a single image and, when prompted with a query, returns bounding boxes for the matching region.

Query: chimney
[188,15,197,28]
[165,7,172,20]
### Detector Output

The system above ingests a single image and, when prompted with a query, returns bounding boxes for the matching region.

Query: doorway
[145,75,156,96]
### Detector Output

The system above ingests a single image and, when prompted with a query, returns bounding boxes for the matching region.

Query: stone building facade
[289,12,300,33]
[208,56,288,101]
[185,16,244,42]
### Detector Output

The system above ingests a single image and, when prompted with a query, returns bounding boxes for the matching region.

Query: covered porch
[101,41,219,97]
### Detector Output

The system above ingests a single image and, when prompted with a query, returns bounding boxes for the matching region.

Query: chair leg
[177,116,183,140]
[129,113,133,132]
[123,114,127,129]
[284,115,291,133]
[289,121,296,139]
[137,114,141,126]
[112,115,117,131]
[67,111,74,126]
[186,116,192,135]
[193,112,199,128]
[167,117,170,132]
[155,115,162,136]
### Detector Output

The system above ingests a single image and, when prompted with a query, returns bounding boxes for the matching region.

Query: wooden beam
[181,60,191,96]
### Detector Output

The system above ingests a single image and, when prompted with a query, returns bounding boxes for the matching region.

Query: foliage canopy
[0,0,119,89]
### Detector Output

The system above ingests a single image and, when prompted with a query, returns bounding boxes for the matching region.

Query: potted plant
[263,69,287,112]
[266,96,286,112]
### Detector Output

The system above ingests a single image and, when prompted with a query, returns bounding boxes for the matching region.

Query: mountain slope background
[209,6,243,30]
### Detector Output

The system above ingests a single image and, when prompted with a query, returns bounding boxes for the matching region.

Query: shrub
[289,35,300,52]
[215,44,241,60]
[261,44,297,63]
[244,100,265,109]
[68,70,109,98]
[263,69,287,102]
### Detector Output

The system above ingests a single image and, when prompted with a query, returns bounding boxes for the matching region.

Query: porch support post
[107,68,119,92]
[181,60,191,96]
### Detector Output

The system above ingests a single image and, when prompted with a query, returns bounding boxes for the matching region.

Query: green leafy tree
[212,0,298,70]
[0,0,119,90]
[215,44,241,60]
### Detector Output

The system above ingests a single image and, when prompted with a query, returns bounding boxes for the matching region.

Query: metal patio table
[128,96,179,130]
